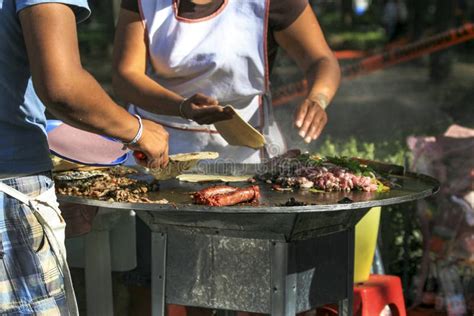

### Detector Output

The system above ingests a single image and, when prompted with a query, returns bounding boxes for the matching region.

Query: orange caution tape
[272,23,474,107]
[343,22,474,78]
[334,50,367,59]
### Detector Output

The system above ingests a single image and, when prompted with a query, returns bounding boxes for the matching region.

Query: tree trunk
[429,0,455,82]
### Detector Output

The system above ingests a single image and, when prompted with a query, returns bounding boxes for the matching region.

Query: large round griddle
[56,162,439,315]
[56,163,439,214]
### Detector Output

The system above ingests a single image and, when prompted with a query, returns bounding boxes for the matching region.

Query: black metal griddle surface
[56,163,439,213]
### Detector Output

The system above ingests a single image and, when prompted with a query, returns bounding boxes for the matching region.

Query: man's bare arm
[19,3,169,167]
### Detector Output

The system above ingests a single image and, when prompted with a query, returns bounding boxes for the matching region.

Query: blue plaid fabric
[0,173,67,315]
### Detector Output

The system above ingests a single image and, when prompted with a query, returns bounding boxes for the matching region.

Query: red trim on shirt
[260,0,270,159]
[172,0,228,23]
[263,0,271,91]
[258,95,265,128]
[258,95,266,159]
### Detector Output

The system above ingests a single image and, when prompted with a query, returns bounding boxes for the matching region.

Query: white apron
[0,183,78,316]
[131,0,286,163]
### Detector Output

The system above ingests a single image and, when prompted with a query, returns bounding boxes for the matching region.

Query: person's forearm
[113,70,184,117]
[305,56,341,108]
[42,68,140,143]
[18,3,142,143]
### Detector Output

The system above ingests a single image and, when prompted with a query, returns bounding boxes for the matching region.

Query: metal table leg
[152,232,168,316]
[338,227,355,316]
[271,241,297,316]
[83,208,122,316]
[84,228,114,316]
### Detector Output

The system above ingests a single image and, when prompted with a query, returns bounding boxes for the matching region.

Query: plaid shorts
[0,173,67,315]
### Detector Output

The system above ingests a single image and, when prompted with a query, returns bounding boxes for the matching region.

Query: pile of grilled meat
[54,167,160,203]
[256,150,389,193]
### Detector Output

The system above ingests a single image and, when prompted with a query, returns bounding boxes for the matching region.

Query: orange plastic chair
[353,274,407,316]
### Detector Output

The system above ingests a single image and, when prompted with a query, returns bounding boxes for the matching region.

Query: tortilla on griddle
[177,174,252,183]
[145,152,219,180]
[169,152,219,161]
[214,105,265,149]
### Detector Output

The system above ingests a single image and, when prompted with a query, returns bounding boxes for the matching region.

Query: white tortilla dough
[147,152,219,180]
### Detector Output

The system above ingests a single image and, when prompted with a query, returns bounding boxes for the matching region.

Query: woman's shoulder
[269,0,309,31]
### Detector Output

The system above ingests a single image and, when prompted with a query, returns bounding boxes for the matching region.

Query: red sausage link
[196,185,238,198]
[194,185,260,206]
[193,185,238,205]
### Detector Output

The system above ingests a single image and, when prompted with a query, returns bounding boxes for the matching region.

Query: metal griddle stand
[139,207,370,316]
